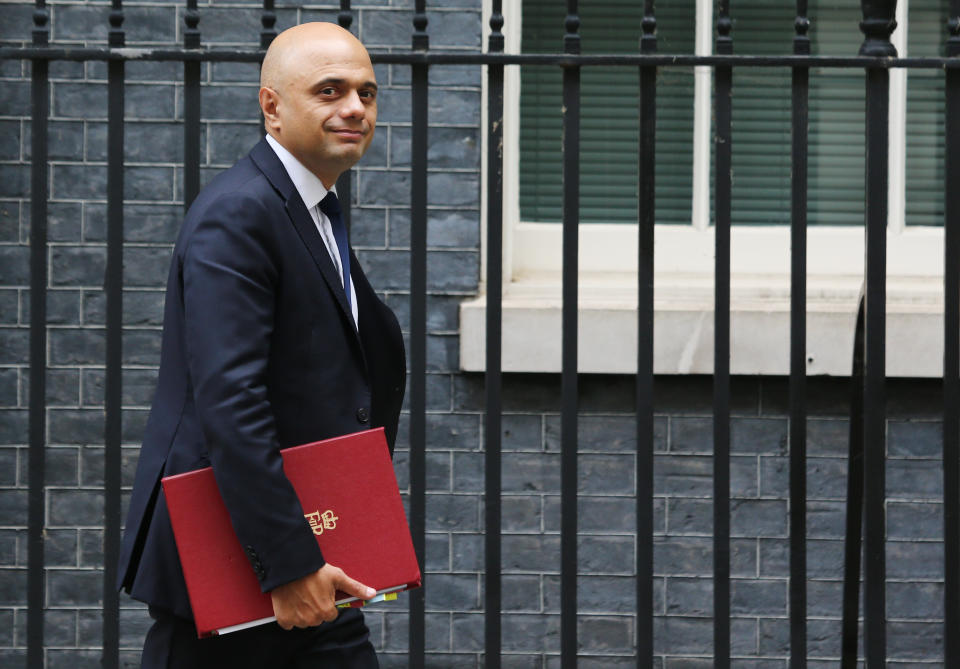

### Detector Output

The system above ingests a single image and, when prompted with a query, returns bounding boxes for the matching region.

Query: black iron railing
[2,0,959,667]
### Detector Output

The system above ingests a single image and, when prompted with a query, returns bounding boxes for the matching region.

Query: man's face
[268,39,377,187]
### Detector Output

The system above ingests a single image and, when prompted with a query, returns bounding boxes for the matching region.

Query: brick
[51,246,106,288]
[502,535,560,573]
[654,455,711,496]
[500,574,541,612]
[0,410,27,445]
[425,493,479,531]
[45,447,79,486]
[122,330,162,366]
[48,489,104,526]
[79,529,103,567]
[451,613,483,651]
[887,581,943,620]
[0,202,21,243]
[424,612,450,651]
[887,501,942,540]
[391,127,480,170]
[208,123,262,165]
[0,491,27,525]
[730,578,786,616]
[501,496,541,532]
[579,535,633,575]
[43,608,76,646]
[654,537,711,576]
[124,123,184,163]
[0,568,27,605]
[0,165,28,198]
[0,329,28,365]
[501,613,560,652]
[888,420,941,458]
[577,496,636,533]
[46,569,102,606]
[887,621,943,660]
[424,532,449,572]
[451,451,483,492]
[806,418,849,456]
[666,498,711,536]
[389,208,482,249]
[197,85,261,122]
[424,573,479,611]
[731,499,787,538]
[450,533,482,571]
[806,500,846,539]
[731,417,788,455]
[665,576,712,616]
[502,452,560,493]
[578,454,634,495]
[46,649,102,669]
[577,615,632,653]
[887,458,943,499]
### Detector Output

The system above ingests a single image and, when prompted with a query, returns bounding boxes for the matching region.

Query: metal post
[560,3,580,666]
[636,2,656,666]
[409,3,429,667]
[27,2,49,667]
[858,2,896,665]
[789,4,810,668]
[943,8,960,669]
[713,3,733,667]
[102,2,125,667]
[484,3,504,668]
[183,0,201,210]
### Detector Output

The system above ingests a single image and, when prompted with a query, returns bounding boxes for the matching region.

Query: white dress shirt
[265,134,359,327]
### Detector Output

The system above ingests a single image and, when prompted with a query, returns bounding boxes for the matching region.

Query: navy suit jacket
[117,139,406,620]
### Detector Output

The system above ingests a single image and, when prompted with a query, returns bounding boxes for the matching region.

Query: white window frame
[463,0,945,377]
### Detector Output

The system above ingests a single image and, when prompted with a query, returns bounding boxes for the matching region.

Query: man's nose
[340,90,365,118]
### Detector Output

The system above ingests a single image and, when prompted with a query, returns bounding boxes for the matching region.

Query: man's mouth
[332,129,364,140]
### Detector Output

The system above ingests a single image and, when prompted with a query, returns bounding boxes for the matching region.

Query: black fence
[2,0,959,667]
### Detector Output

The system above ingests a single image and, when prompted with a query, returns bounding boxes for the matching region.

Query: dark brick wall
[0,2,949,667]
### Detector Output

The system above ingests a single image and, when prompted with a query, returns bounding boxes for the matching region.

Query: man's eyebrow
[313,77,378,92]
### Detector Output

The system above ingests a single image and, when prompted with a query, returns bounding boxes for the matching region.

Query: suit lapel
[249,139,358,335]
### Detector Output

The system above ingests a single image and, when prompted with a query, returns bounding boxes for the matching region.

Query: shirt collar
[265,134,334,211]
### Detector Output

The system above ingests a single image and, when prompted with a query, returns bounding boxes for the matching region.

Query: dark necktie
[319,191,352,314]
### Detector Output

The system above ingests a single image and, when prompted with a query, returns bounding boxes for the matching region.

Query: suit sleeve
[181,191,324,592]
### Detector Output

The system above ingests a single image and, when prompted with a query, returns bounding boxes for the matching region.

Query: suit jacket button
[356,407,369,423]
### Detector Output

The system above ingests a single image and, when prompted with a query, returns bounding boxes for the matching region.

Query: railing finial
[338,1,353,32]
[260,0,276,50]
[109,0,125,48]
[717,0,732,55]
[794,1,810,56]
[641,0,656,54]
[859,0,897,57]
[184,0,201,49]
[32,0,49,47]
[947,13,960,57]
[413,1,428,51]
[488,0,504,54]
[564,1,580,55]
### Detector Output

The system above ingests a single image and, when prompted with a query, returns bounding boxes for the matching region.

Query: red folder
[162,427,421,637]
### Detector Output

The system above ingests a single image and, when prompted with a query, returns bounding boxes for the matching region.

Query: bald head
[258,22,378,187]
[261,22,371,94]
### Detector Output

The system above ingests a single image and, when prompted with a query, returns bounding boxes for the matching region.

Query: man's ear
[259,87,280,133]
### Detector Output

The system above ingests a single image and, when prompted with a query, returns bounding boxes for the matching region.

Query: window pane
[906,0,946,227]
[519,0,695,224]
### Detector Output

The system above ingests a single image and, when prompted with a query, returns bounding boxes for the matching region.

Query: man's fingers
[334,572,377,601]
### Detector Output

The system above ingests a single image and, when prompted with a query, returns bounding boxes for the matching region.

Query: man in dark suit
[117,22,405,668]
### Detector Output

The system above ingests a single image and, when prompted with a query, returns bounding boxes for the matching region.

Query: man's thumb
[336,573,376,600]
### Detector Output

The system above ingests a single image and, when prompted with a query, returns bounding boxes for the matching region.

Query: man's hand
[270,563,376,630]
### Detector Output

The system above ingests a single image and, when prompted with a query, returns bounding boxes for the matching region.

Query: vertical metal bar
[335,1,353,231]
[635,3,656,667]
[943,11,960,669]
[102,6,125,668]
[560,4,580,667]
[183,0,201,210]
[713,4,733,667]
[27,3,49,668]
[260,0,276,49]
[789,5,809,669]
[841,292,866,669]
[409,4,428,667]
[484,4,504,668]
[858,3,896,665]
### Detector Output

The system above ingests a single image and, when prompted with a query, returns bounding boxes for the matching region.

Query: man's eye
[320,87,337,96]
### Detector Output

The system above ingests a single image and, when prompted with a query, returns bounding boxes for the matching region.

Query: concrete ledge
[459,273,945,377]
